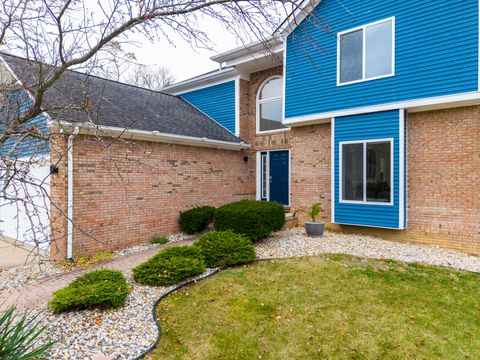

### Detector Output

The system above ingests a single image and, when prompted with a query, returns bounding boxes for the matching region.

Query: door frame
[256,149,290,206]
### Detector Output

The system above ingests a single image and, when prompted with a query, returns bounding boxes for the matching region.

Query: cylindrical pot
[305,221,325,237]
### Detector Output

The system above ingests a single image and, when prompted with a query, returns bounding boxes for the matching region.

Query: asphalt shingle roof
[1,53,242,143]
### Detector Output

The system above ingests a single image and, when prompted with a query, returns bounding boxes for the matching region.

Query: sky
[120,6,292,83]
[126,22,236,82]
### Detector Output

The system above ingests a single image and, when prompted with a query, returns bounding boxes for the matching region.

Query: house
[1,0,479,259]
[163,0,480,254]
[0,54,252,259]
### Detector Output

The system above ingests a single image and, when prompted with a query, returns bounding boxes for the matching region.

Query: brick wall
[239,66,292,198]
[50,135,253,258]
[49,134,69,259]
[405,106,480,254]
[239,66,291,150]
[290,106,480,255]
[290,124,332,223]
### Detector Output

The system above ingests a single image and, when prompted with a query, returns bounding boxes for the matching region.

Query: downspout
[67,126,79,260]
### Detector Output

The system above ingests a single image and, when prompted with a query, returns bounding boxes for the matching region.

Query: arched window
[256,76,288,133]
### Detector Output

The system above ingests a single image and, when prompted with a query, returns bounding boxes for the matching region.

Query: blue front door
[268,150,289,205]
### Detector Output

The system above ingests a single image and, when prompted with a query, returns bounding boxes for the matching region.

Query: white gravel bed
[113,232,194,258]
[256,228,480,272]
[0,233,192,291]
[37,270,218,360]
[0,262,64,291]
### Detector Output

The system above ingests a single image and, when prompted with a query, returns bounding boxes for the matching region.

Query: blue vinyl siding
[334,110,404,229]
[285,0,478,119]
[179,81,236,134]
[0,89,49,159]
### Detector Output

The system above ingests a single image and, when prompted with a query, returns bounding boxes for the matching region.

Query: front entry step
[283,212,298,229]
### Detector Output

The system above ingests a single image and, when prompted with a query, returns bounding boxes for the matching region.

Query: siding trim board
[235,78,240,136]
[333,109,405,230]
[284,91,480,126]
[399,109,406,229]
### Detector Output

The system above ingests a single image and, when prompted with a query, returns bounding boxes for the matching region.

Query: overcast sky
[128,24,235,82]
[122,9,289,83]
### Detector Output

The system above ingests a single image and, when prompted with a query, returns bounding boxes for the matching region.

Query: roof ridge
[0,51,179,99]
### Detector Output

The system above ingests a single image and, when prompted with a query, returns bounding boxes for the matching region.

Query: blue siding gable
[0,89,50,159]
[334,110,405,229]
[179,81,236,134]
[285,0,478,119]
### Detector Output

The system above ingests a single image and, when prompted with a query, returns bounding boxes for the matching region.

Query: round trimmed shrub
[132,245,205,286]
[179,206,215,234]
[194,230,256,268]
[214,200,285,242]
[48,269,129,313]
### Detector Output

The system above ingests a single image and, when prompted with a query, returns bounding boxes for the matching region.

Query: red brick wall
[290,124,332,223]
[51,135,253,258]
[240,66,291,150]
[239,66,292,199]
[406,106,480,254]
[289,106,480,255]
[49,134,69,259]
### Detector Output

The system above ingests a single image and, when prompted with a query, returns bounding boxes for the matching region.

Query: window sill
[339,200,394,206]
[256,128,291,136]
[337,72,395,87]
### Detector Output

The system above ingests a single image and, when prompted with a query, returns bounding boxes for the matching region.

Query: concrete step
[283,212,298,229]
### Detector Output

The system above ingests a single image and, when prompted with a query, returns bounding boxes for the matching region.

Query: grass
[148,255,480,360]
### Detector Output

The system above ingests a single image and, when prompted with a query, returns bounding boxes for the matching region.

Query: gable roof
[1,53,244,145]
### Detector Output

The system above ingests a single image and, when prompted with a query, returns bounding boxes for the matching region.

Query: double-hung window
[338,18,395,85]
[340,139,393,204]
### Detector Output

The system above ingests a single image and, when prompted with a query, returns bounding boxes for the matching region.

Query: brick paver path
[0,239,195,312]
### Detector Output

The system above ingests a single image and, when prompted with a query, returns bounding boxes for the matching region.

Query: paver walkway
[0,239,195,312]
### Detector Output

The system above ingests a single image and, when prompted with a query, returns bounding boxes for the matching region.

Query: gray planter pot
[305,221,325,237]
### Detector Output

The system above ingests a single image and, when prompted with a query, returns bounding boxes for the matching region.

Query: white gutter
[162,67,245,95]
[67,126,79,260]
[54,121,250,151]
[210,37,284,64]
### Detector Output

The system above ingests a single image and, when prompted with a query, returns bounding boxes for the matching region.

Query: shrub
[214,200,285,242]
[48,269,129,313]
[150,235,169,245]
[179,206,215,234]
[194,230,256,268]
[132,246,205,286]
[0,306,56,359]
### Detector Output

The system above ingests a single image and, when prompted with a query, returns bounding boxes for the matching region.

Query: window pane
[261,154,267,199]
[366,142,391,202]
[342,143,364,201]
[259,99,288,132]
[340,30,363,83]
[365,21,392,78]
[259,77,282,99]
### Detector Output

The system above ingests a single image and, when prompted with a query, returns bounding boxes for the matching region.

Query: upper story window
[256,76,289,133]
[338,18,395,86]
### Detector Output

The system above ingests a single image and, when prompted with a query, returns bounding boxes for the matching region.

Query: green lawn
[148,255,480,360]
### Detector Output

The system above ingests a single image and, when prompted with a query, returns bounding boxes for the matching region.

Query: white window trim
[337,17,396,87]
[256,75,290,134]
[339,138,394,206]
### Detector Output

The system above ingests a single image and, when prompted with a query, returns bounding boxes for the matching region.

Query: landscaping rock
[256,228,480,272]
